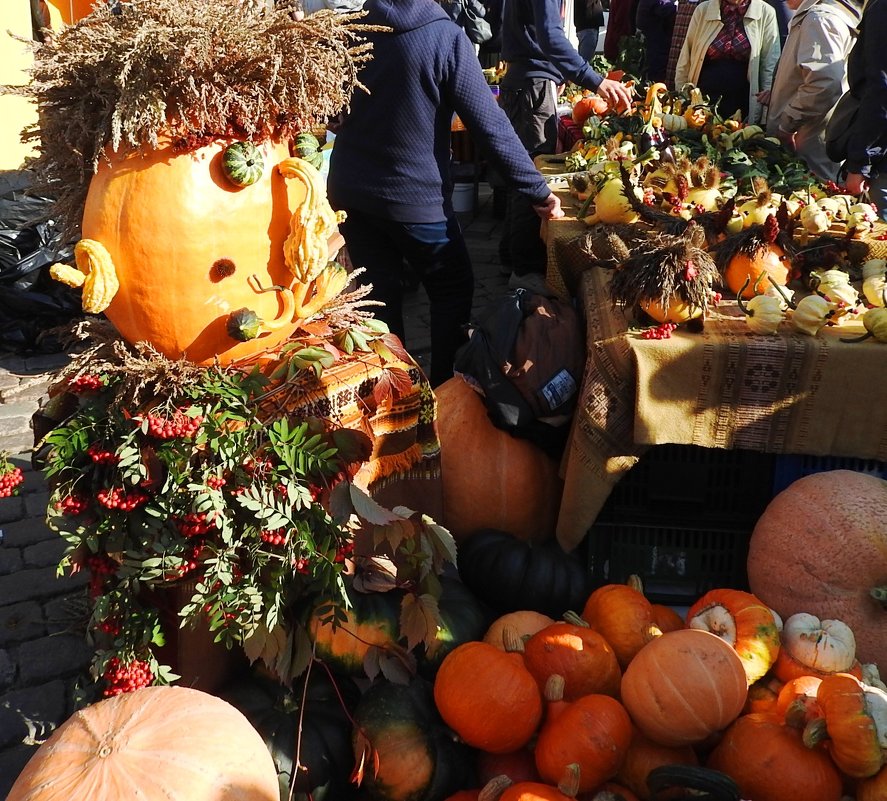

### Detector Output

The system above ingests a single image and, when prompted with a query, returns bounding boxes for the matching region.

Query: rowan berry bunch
[641,322,678,340]
[0,454,24,499]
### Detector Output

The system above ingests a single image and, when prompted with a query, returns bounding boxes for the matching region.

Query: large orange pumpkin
[615,726,699,801]
[746,470,887,665]
[435,377,563,543]
[7,685,279,801]
[81,138,310,364]
[619,629,748,747]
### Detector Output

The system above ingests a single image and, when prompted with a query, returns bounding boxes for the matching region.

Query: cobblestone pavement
[0,183,512,797]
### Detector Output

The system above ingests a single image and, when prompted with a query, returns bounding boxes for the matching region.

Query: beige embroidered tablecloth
[544,201,887,552]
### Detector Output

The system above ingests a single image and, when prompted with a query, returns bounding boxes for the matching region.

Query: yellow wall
[0,3,38,170]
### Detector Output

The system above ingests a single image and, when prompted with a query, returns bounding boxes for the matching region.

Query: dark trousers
[338,209,474,387]
[499,78,558,275]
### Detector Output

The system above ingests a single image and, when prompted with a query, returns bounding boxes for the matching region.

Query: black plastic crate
[587,520,752,606]
[598,445,776,525]
[772,454,887,495]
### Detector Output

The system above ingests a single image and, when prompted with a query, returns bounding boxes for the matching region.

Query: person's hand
[845,172,869,196]
[533,192,564,220]
[756,89,771,105]
[596,78,634,114]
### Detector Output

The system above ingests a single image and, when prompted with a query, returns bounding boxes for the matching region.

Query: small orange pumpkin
[615,725,699,801]
[724,243,791,299]
[82,138,311,364]
[484,611,556,650]
[433,639,543,754]
[573,95,610,125]
[7,686,280,801]
[620,629,748,747]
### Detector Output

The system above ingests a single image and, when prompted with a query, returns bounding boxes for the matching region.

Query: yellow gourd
[582,178,642,225]
[49,239,120,314]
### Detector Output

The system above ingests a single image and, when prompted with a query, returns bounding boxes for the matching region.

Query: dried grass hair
[5,0,380,238]
[608,222,720,313]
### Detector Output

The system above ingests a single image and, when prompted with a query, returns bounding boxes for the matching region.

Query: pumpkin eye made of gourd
[221,141,265,187]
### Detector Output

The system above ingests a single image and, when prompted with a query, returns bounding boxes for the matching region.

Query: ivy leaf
[377,644,416,685]
[363,646,381,682]
[400,592,440,652]
[242,621,283,666]
[350,729,380,786]
[372,518,414,553]
[378,332,412,363]
[349,485,401,525]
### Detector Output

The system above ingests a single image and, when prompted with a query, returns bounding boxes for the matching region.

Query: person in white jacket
[764,0,863,180]
[674,0,781,123]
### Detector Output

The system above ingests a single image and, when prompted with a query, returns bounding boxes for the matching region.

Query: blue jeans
[338,209,474,387]
[870,170,887,222]
[577,28,600,62]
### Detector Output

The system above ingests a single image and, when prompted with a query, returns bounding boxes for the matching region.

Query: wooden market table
[543,192,887,553]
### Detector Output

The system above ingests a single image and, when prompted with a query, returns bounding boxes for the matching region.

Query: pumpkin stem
[736,277,753,315]
[802,716,830,749]
[557,763,581,799]
[840,331,873,343]
[502,626,527,654]
[562,610,589,628]
[478,775,513,801]
[626,574,645,595]
[544,674,566,702]
[870,586,887,608]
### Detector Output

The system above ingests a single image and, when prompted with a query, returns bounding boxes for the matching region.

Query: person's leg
[338,209,407,343]
[499,78,558,278]
[868,170,887,222]
[392,215,474,387]
[576,27,600,61]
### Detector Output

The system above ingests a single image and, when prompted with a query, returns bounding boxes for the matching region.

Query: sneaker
[508,271,555,296]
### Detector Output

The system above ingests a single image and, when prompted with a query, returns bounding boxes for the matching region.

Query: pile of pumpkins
[7,469,885,801]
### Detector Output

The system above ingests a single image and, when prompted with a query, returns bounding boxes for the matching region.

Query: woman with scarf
[765,0,863,181]
[674,0,780,123]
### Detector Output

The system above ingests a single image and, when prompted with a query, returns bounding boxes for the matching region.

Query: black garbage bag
[0,170,81,352]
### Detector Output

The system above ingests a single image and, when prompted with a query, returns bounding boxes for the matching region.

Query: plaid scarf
[706,0,752,60]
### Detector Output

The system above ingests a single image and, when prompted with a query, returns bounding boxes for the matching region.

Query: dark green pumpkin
[221,668,360,801]
[309,583,403,676]
[293,132,324,170]
[417,576,493,677]
[353,677,475,801]
[456,529,592,618]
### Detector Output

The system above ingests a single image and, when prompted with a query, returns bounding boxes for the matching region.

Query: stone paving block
[18,635,92,686]
[22,354,70,374]
[0,548,22,576]
[0,495,26,524]
[1,518,56,548]
[0,649,14,691]
[0,681,66,749]
[23,538,66,570]
[0,567,86,605]
[0,356,27,373]
[0,602,45,647]
[0,376,52,404]
[0,743,37,798]
[45,593,89,637]
[23,491,50,520]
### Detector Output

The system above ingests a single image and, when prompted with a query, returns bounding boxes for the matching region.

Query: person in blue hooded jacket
[842,0,887,218]
[327,0,564,388]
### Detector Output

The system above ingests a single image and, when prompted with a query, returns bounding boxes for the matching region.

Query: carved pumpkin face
[81,138,308,364]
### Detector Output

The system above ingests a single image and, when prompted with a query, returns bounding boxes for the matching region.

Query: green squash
[457,529,591,618]
[221,140,266,187]
[417,576,493,678]
[353,677,475,801]
[221,668,361,801]
[309,583,403,676]
[293,132,325,170]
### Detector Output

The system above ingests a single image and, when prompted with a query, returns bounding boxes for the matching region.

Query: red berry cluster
[102,656,154,696]
[308,484,323,502]
[142,409,204,439]
[0,466,24,498]
[177,543,205,577]
[56,494,89,516]
[68,374,104,394]
[98,617,121,636]
[96,486,150,511]
[641,322,678,340]
[175,512,213,538]
[87,553,118,598]
[87,442,119,465]
[206,475,226,490]
[334,541,355,563]
[293,556,311,574]
[261,528,289,546]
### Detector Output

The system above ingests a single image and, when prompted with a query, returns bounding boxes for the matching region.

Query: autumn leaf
[242,621,286,665]
[400,592,441,652]
[349,484,402,525]
[351,728,380,785]
[372,366,413,405]
[380,332,413,363]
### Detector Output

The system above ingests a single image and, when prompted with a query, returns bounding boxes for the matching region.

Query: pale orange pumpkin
[435,377,563,543]
[619,629,748,747]
[686,588,781,684]
[483,611,556,650]
[7,685,280,801]
[747,470,887,665]
[82,138,311,364]
[707,713,843,801]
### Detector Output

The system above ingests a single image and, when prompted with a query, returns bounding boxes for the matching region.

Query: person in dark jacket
[575,0,606,61]
[636,0,677,82]
[499,0,633,289]
[327,0,563,388]
[842,0,887,218]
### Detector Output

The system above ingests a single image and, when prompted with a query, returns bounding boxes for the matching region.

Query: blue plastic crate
[772,455,887,495]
